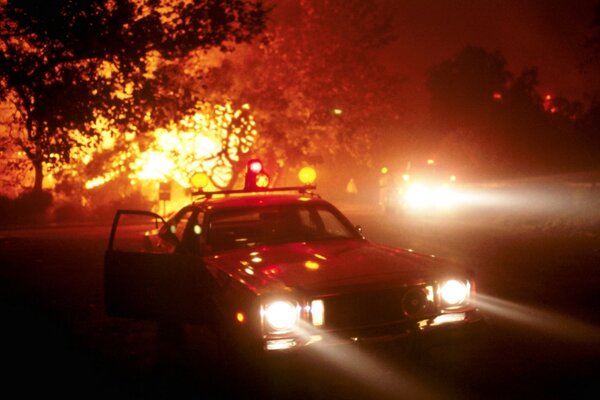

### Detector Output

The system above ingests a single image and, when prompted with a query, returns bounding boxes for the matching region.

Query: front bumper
[263,309,484,352]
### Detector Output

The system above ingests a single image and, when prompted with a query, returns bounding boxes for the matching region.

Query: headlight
[262,301,298,332]
[311,299,324,326]
[405,184,456,209]
[435,186,457,208]
[439,279,469,307]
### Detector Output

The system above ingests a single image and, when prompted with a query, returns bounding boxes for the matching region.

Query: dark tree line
[426,46,600,178]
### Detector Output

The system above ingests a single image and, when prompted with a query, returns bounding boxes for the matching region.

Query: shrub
[53,203,89,223]
[0,191,53,226]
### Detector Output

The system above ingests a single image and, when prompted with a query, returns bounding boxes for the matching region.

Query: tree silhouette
[427,46,511,132]
[584,1,600,65]
[427,46,591,177]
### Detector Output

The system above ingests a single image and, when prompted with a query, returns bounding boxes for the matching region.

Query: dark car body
[104,188,481,354]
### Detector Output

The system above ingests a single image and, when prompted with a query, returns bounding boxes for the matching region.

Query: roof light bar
[193,185,317,199]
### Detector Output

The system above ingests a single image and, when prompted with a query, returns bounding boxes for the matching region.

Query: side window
[111,212,164,253]
[154,208,194,253]
[298,207,319,230]
[166,209,193,242]
[316,208,351,237]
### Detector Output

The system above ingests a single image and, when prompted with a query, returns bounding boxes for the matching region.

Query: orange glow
[236,312,246,324]
[263,266,281,276]
[427,159,435,165]
[298,166,317,185]
[135,151,176,181]
[255,172,270,188]
[304,260,320,270]
[191,172,210,189]
[84,101,258,190]
[85,172,120,189]
[543,94,554,112]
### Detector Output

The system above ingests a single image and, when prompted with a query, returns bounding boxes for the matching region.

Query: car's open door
[104,209,210,323]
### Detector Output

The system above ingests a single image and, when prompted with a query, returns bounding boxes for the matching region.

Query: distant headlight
[262,301,298,333]
[405,184,457,209]
[439,279,469,307]
[405,184,432,208]
[435,186,457,208]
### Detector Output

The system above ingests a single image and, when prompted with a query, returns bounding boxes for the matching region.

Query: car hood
[205,239,458,295]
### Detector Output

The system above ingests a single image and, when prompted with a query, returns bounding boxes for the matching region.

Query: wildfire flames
[83,101,258,191]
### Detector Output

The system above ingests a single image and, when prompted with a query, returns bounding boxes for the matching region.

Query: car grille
[319,285,435,330]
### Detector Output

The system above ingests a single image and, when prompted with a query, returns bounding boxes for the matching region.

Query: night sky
[380,0,599,120]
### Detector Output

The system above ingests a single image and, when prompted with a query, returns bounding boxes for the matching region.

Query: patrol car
[104,159,481,358]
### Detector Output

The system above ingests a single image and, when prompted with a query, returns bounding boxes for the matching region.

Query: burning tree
[0,0,266,194]
[83,100,258,191]
[203,0,404,177]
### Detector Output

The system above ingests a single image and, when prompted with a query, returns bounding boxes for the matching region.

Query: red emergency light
[244,159,270,191]
[248,159,263,174]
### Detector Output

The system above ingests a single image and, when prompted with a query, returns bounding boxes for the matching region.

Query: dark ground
[1,203,599,399]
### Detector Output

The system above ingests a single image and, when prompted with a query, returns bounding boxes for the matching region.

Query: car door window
[110,212,165,253]
[298,207,319,231]
[155,208,194,253]
[105,209,212,323]
[168,209,193,241]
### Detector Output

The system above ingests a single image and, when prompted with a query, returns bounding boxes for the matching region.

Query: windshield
[206,203,359,252]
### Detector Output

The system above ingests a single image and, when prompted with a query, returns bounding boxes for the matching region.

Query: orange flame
[84,101,258,190]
